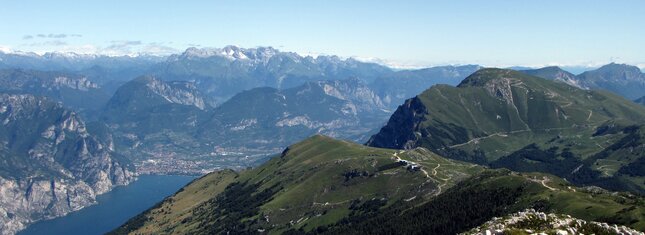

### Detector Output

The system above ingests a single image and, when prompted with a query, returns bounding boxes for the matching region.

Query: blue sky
[1,0,644,68]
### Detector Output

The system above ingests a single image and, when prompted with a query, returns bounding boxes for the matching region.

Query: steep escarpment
[0,94,135,235]
[365,96,429,150]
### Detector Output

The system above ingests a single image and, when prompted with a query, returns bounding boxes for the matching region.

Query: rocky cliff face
[315,77,387,113]
[365,96,427,149]
[142,76,207,110]
[0,94,135,235]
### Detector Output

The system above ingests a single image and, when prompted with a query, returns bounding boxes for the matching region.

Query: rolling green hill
[111,135,645,234]
[368,68,645,194]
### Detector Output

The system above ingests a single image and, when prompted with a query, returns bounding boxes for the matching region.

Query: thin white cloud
[20,33,83,41]
[99,41,178,56]
[33,33,81,39]
[141,43,180,55]
[25,40,68,47]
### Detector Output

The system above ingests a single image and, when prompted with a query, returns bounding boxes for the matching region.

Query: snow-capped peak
[0,46,13,54]
[177,45,282,62]
[43,51,99,60]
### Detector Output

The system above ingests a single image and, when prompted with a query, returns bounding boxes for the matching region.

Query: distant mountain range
[521,63,645,100]
[0,50,163,74]
[0,69,111,118]
[368,68,645,194]
[0,51,162,93]
[369,65,482,108]
[2,47,644,175]
[1,47,645,234]
[100,76,392,174]
[3,48,644,102]
[152,46,393,104]
[520,66,580,87]
[0,93,134,234]
[1,48,644,174]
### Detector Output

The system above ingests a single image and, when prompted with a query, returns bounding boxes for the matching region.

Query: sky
[1,0,644,69]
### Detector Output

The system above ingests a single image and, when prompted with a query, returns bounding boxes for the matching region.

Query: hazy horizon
[1,0,644,69]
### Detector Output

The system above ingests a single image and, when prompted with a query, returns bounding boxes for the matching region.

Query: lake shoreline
[18,175,197,235]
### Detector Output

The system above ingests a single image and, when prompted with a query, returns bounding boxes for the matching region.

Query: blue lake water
[19,175,197,235]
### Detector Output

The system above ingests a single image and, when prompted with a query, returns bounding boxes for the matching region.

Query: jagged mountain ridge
[155,46,394,104]
[368,68,645,194]
[0,93,135,235]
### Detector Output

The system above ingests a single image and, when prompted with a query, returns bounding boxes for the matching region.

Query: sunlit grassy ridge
[112,135,645,234]
[368,68,645,193]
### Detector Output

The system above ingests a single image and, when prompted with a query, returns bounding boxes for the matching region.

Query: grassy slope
[414,69,645,152]
[325,170,645,234]
[113,170,239,234]
[111,135,483,234]
[112,135,645,234]
[369,68,645,193]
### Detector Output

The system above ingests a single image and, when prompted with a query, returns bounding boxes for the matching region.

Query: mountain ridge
[111,135,645,234]
[368,68,645,194]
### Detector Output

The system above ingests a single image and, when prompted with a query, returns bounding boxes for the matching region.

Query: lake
[19,175,197,235]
